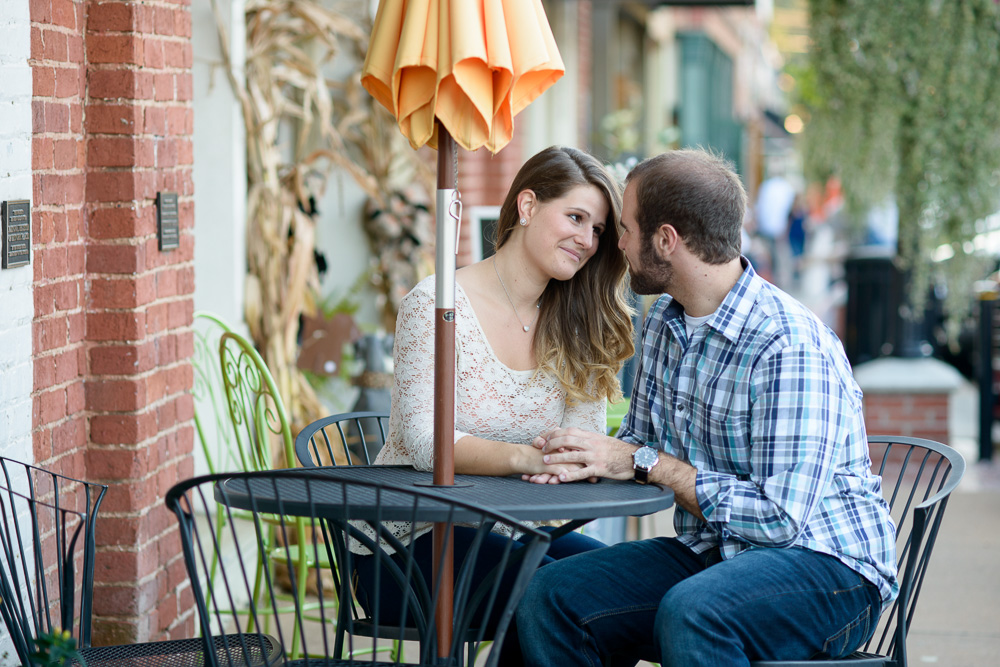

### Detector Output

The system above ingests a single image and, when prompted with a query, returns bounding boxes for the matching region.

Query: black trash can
[843,251,937,366]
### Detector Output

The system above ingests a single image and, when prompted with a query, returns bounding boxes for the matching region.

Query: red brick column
[31,0,89,481]
[31,0,196,645]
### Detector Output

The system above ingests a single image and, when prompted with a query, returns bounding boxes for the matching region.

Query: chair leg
[288,520,310,660]
[391,639,404,662]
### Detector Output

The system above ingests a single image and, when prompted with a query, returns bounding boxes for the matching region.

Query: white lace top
[357,276,606,552]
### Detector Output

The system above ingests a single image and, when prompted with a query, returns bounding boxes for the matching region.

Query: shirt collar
[659,257,761,344]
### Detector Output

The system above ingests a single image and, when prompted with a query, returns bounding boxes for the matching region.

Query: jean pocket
[821,605,873,658]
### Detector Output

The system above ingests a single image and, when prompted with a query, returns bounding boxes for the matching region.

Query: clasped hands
[521,427,637,485]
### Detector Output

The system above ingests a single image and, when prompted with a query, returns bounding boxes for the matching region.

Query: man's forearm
[649,453,705,521]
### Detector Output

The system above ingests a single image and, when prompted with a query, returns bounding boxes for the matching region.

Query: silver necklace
[492,255,539,332]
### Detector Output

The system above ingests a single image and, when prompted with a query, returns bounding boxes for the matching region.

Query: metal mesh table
[218,465,674,529]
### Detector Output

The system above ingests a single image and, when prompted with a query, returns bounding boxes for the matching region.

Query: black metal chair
[165,470,551,666]
[295,412,418,662]
[751,435,966,667]
[0,457,280,666]
[295,411,390,468]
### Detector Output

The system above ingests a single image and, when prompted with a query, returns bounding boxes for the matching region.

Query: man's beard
[628,244,673,295]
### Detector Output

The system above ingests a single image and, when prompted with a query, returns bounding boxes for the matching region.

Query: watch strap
[634,465,650,484]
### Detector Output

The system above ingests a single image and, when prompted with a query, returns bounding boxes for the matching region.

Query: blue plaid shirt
[618,261,898,606]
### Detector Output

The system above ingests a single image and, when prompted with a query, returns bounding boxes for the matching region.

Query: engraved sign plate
[1,200,31,269]
[156,191,180,251]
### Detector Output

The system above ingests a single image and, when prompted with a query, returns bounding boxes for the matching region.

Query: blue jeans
[517,537,882,666]
[355,526,605,665]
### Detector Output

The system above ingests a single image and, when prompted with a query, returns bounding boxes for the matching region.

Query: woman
[356,145,635,662]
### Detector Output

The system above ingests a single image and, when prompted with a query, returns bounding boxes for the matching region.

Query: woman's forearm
[453,435,554,477]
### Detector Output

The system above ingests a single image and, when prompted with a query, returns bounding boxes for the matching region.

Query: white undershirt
[684,311,714,338]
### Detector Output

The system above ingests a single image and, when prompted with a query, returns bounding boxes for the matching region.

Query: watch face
[634,446,658,469]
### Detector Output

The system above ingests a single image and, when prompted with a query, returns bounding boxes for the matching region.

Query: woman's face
[520,184,609,281]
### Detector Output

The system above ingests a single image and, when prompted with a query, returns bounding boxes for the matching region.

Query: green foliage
[803,0,1000,316]
[30,629,86,667]
[318,270,369,319]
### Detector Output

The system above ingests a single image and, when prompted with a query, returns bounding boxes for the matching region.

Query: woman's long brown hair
[494,146,635,404]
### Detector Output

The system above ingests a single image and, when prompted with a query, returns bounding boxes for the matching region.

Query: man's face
[619,182,673,295]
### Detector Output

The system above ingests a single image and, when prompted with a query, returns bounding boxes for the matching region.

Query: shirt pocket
[684,391,752,476]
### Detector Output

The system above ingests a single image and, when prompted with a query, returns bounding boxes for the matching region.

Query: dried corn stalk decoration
[210,0,432,442]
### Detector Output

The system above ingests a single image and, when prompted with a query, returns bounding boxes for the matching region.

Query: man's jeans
[517,537,883,666]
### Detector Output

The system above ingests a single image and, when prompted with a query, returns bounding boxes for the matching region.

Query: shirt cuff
[695,469,734,533]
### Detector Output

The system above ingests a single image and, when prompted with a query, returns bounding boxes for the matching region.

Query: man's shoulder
[745,281,841,349]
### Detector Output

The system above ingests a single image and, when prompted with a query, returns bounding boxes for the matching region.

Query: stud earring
[519,218,527,226]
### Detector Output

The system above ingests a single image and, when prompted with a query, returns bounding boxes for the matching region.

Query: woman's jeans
[517,537,883,667]
[354,526,605,665]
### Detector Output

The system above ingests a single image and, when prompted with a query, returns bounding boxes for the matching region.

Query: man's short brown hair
[626,149,746,264]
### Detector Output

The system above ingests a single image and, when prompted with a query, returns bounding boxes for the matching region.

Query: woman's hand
[517,444,589,484]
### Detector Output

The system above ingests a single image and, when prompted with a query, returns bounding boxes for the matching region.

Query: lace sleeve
[560,389,608,434]
[387,283,470,471]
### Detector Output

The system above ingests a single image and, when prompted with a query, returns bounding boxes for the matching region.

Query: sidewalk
[635,380,999,666]
[903,380,1000,666]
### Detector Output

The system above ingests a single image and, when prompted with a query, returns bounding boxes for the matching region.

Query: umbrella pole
[433,124,457,659]
[433,127,457,488]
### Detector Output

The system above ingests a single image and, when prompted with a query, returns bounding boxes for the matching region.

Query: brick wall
[854,357,964,446]
[30,0,88,480]
[863,393,950,444]
[30,0,196,645]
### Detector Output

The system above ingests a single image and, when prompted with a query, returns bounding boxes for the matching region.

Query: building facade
[1,0,784,655]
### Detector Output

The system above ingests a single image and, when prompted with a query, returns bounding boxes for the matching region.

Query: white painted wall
[192,0,247,329]
[0,1,34,663]
[0,0,34,463]
[525,0,580,154]
[191,0,248,477]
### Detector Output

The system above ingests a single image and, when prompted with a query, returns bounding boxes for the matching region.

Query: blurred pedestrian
[754,171,796,287]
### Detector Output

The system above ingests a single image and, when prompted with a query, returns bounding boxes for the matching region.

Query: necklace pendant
[523,325,530,332]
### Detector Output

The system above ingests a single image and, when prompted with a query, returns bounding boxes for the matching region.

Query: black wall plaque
[156,191,180,251]
[2,200,31,269]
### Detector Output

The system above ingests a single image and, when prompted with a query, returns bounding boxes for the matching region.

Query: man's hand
[516,442,590,484]
[530,427,636,483]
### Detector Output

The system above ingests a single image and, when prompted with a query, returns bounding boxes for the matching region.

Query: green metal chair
[192,312,241,475]
[217,330,330,659]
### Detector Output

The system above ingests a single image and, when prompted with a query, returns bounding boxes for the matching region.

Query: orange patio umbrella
[361,0,564,657]
[362,0,564,154]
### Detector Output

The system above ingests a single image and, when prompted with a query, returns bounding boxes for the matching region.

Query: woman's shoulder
[410,275,436,295]
[399,276,436,308]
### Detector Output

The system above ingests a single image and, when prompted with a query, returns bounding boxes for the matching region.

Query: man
[517,149,897,666]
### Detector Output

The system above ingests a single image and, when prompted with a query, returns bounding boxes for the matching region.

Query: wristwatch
[632,446,659,484]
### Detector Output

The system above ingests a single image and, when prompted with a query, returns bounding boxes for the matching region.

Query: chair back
[863,435,965,664]
[219,331,295,471]
[0,458,107,661]
[193,312,241,474]
[752,435,965,666]
[294,411,390,467]
[166,470,550,667]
